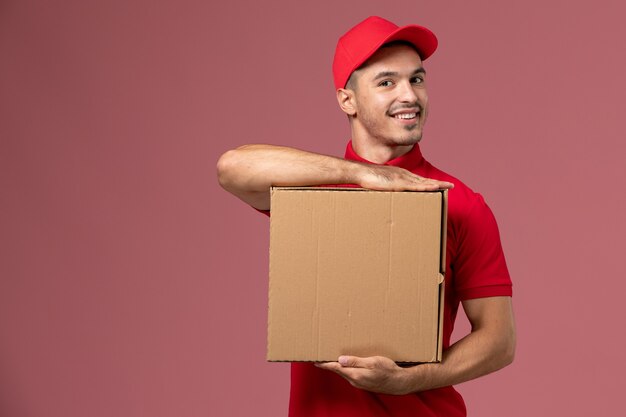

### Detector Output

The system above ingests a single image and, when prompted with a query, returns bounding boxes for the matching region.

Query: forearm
[405,297,516,393]
[217,144,363,210]
[218,144,360,192]
[404,323,516,392]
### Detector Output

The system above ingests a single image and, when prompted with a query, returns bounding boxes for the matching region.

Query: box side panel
[440,190,448,275]
[436,278,445,362]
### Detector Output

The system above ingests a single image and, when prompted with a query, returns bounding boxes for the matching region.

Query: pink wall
[1,0,625,416]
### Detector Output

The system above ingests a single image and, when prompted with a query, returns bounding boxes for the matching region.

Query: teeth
[394,113,417,119]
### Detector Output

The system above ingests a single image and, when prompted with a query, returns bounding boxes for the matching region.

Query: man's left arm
[315,296,516,395]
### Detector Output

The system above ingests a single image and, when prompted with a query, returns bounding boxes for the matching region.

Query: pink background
[1,0,625,416]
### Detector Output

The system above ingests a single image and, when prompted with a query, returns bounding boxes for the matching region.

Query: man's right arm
[216,144,453,210]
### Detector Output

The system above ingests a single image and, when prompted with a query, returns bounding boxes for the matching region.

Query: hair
[343,40,421,91]
[381,40,421,55]
[345,71,358,91]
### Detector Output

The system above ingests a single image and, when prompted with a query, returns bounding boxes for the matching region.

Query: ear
[336,88,357,116]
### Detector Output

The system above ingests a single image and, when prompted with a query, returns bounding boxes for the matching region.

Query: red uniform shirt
[263,142,512,416]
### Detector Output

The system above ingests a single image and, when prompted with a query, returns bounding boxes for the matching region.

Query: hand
[315,355,413,395]
[357,164,453,191]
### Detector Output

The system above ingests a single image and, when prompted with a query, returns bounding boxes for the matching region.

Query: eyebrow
[372,67,426,81]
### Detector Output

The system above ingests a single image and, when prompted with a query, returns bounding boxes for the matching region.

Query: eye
[411,76,424,84]
[378,80,394,87]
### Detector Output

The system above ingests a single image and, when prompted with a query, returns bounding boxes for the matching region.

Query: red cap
[332,16,438,90]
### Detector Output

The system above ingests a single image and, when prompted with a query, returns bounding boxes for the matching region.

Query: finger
[324,364,363,381]
[408,173,453,188]
[437,181,454,189]
[338,355,374,368]
[315,362,362,381]
[412,177,454,190]
[338,355,360,367]
[422,178,453,188]
[314,361,341,371]
[407,182,442,192]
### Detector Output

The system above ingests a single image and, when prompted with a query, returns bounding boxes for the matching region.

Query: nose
[397,80,418,103]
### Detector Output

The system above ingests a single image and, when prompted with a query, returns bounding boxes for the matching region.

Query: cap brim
[348,24,438,81]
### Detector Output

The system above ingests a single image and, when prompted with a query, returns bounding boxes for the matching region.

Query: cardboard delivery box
[267,186,447,363]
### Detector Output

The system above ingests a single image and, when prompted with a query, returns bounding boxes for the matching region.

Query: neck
[351,133,415,164]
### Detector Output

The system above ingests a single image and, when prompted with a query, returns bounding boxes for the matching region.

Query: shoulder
[420,161,490,222]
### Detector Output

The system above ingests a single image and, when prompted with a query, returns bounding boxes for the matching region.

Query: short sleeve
[452,194,512,300]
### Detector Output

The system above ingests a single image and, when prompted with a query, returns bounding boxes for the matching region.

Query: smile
[393,113,417,120]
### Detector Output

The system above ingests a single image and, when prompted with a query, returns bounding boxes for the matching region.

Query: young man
[217,16,515,417]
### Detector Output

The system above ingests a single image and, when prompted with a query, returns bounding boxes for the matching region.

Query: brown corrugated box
[267,187,447,363]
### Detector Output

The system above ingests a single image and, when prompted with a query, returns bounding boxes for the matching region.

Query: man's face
[349,44,429,149]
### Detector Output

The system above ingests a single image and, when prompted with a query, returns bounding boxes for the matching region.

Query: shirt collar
[344,140,425,171]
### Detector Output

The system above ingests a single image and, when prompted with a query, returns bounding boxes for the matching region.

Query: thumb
[338,355,364,368]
